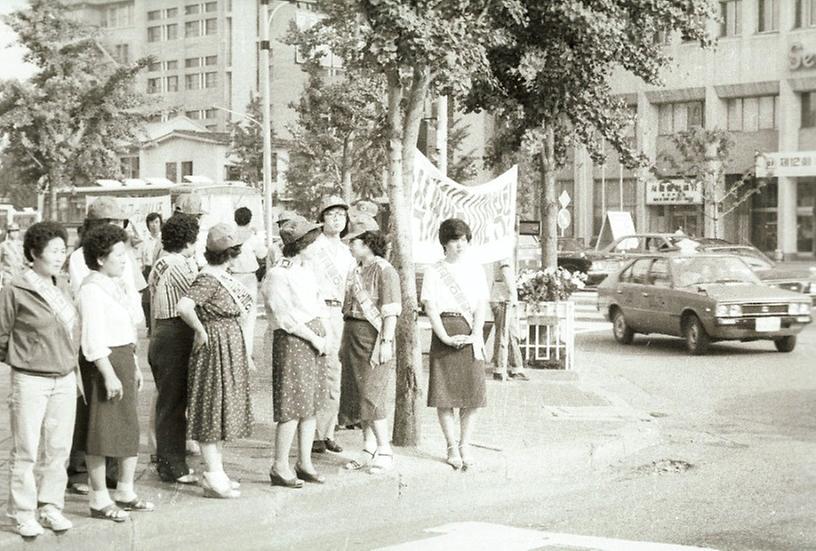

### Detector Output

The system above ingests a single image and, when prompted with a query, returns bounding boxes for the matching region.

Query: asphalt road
[273,316,816,551]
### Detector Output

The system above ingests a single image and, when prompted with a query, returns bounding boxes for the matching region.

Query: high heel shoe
[269,469,304,489]
[446,444,463,470]
[295,464,326,484]
[459,443,475,471]
[201,472,240,499]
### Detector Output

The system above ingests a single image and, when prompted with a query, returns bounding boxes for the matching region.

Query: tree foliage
[227,95,271,188]
[284,63,387,216]
[0,0,154,201]
[465,1,716,264]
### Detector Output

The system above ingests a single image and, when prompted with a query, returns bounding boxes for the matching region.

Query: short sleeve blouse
[420,259,489,315]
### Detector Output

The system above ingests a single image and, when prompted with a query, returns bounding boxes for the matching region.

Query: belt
[440,312,464,318]
[325,299,342,307]
[343,316,367,322]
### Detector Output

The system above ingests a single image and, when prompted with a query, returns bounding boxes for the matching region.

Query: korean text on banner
[85,195,172,239]
[412,150,517,264]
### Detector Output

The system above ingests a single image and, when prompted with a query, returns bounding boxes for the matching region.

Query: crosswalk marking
[376,522,718,551]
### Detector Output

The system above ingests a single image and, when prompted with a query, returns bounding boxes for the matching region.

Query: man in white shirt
[489,257,528,381]
[231,207,268,367]
[309,196,356,454]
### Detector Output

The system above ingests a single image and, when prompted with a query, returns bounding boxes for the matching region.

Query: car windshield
[672,256,760,287]
[707,247,773,270]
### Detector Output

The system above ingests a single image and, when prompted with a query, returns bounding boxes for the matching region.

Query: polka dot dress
[185,274,253,443]
[272,320,327,423]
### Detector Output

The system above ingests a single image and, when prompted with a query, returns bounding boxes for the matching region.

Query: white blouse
[309,233,356,302]
[420,258,489,315]
[78,272,138,362]
[263,262,327,334]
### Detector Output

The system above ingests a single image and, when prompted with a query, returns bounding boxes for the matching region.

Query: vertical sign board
[595,211,636,251]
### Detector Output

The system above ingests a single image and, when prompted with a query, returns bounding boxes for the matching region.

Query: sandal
[459,443,475,470]
[446,444,463,470]
[368,453,394,475]
[344,449,376,471]
[114,497,155,512]
[90,504,129,523]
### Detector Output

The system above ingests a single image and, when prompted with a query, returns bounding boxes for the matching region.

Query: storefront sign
[789,43,816,71]
[646,179,703,205]
[755,151,816,177]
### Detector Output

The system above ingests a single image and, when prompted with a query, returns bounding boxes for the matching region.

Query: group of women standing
[0,190,491,537]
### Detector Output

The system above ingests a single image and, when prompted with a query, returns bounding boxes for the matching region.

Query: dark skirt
[272,319,327,423]
[339,319,393,423]
[80,345,140,458]
[427,315,487,409]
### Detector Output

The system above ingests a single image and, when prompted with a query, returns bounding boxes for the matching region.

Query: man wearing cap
[231,207,268,367]
[0,223,25,284]
[308,195,356,454]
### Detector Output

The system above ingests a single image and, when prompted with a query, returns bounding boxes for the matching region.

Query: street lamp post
[259,0,289,250]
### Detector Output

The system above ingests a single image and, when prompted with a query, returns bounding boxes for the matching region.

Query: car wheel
[612,308,634,344]
[774,336,797,353]
[683,314,710,355]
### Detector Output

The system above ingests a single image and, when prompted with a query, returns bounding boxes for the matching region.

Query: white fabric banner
[85,194,172,239]
[411,151,517,264]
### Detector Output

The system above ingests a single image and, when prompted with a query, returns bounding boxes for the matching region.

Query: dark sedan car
[597,253,812,354]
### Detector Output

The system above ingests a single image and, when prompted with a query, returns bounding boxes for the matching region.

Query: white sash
[350,264,384,367]
[434,261,485,360]
[201,266,254,316]
[316,239,347,298]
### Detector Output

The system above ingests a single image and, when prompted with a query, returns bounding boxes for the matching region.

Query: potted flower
[516,267,587,325]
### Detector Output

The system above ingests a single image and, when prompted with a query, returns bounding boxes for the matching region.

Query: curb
[0,418,659,551]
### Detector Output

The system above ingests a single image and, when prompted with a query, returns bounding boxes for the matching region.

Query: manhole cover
[634,458,694,475]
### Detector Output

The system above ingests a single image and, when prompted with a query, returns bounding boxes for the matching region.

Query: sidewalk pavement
[0,318,658,550]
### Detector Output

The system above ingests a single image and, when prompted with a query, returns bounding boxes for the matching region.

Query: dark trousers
[142,266,152,334]
[148,317,194,481]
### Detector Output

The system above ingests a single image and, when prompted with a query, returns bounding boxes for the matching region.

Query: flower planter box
[518,300,575,370]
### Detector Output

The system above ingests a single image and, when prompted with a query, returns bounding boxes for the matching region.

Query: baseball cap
[318,195,349,217]
[345,214,380,241]
[206,222,244,252]
[277,210,299,225]
[279,216,322,246]
[87,197,127,221]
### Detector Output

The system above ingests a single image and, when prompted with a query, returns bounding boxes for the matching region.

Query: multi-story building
[558,0,816,259]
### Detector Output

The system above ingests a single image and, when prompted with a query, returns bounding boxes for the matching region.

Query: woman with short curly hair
[147,213,200,484]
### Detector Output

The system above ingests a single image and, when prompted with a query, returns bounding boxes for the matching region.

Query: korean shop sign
[755,151,816,178]
[646,179,703,205]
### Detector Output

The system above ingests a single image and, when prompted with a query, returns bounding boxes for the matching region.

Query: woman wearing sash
[0,222,78,537]
[177,223,254,499]
[339,217,401,474]
[77,224,153,522]
[147,213,200,484]
[264,216,328,488]
[420,218,488,471]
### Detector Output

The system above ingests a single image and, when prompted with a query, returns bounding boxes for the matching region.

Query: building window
[204,72,217,88]
[185,4,200,15]
[165,60,179,70]
[147,26,161,42]
[166,162,178,183]
[166,7,178,18]
[166,23,178,40]
[147,78,161,94]
[593,179,637,239]
[205,108,217,119]
[103,5,134,28]
[205,18,217,35]
[205,1,217,12]
[185,74,201,90]
[181,161,194,179]
[185,110,201,119]
[147,9,161,21]
[205,55,217,66]
[751,179,777,252]
[166,76,179,92]
[185,20,200,37]
[657,101,704,135]
[720,1,742,36]
[758,0,779,32]
[795,0,816,28]
[148,60,161,72]
[185,58,200,68]
[113,44,129,64]
[726,96,777,131]
[121,156,140,179]
[802,92,816,127]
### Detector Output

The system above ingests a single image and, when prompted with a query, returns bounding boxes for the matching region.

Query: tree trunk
[539,125,558,269]
[341,135,353,203]
[386,72,422,447]
[48,167,62,222]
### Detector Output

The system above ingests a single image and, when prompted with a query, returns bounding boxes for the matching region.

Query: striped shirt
[148,253,198,320]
